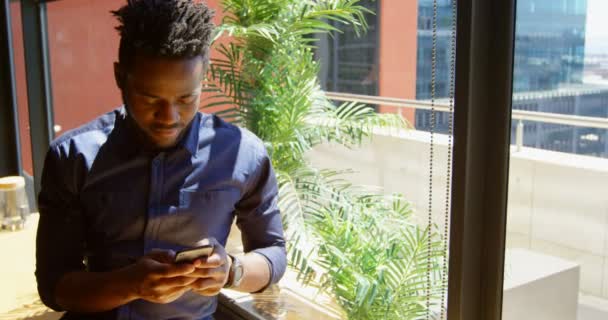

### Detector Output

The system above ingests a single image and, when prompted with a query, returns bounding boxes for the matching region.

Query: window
[316,0,379,97]
[312,1,456,318]
[503,0,608,319]
[4,0,544,319]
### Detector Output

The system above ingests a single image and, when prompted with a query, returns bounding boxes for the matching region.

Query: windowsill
[223,225,344,320]
[218,269,344,320]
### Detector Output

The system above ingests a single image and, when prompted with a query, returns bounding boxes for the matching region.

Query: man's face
[116,54,205,149]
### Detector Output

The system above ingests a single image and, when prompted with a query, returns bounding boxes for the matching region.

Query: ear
[114,62,125,90]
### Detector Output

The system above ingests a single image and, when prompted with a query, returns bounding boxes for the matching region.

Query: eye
[147,100,166,108]
[136,94,159,105]
[179,95,197,104]
[143,98,159,105]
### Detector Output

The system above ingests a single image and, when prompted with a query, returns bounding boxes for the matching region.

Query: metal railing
[326,92,608,151]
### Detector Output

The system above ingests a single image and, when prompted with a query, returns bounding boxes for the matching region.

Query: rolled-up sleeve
[35,146,86,311]
[234,146,286,286]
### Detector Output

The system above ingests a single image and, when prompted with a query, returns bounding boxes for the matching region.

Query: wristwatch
[224,254,244,288]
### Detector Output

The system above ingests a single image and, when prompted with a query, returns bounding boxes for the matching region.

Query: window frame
[0,0,22,176]
[448,0,516,318]
[13,0,54,195]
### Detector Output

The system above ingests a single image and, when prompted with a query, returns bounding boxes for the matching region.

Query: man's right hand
[53,249,198,313]
[123,249,198,304]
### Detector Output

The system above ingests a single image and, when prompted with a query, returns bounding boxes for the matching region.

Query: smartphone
[174,244,214,263]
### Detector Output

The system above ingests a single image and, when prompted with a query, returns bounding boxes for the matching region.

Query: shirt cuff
[251,245,287,292]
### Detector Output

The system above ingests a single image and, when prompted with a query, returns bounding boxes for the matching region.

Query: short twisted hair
[112,0,215,70]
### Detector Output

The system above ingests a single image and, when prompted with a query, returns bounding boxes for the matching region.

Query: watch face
[233,258,244,286]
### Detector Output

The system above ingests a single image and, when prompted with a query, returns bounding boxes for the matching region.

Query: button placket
[144,153,165,253]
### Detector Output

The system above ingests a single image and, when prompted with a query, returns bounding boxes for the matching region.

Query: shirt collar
[181,112,201,157]
[114,106,200,158]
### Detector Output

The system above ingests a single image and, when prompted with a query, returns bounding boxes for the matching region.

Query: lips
[151,127,180,138]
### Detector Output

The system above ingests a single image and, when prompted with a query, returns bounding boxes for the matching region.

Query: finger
[193,286,223,297]
[146,249,176,263]
[190,278,223,292]
[196,238,212,247]
[154,262,196,278]
[156,285,192,303]
[197,253,224,268]
[192,258,203,268]
[185,267,226,279]
[155,275,198,290]
[201,237,218,246]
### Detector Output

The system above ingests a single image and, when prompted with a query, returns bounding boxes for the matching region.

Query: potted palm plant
[204,0,445,318]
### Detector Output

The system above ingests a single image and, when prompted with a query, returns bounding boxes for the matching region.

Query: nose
[154,101,179,125]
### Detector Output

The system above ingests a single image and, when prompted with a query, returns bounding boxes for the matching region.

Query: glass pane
[316,1,379,97]
[316,0,456,133]
[504,0,608,319]
[310,0,456,318]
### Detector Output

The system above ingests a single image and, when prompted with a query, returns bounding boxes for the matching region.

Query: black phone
[174,244,214,263]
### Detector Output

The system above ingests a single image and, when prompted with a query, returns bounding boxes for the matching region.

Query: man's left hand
[186,238,231,296]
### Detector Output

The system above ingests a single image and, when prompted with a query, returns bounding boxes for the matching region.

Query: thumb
[145,248,176,263]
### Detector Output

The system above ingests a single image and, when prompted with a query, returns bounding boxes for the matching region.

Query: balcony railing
[326,92,608,152]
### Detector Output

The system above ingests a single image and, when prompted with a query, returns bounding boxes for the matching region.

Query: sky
[585,0,608,54]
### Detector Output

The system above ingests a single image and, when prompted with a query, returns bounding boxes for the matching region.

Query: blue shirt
[35,107,286,320]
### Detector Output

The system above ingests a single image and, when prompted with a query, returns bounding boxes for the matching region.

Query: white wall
[307,129,608,299]
[503,249,580,320]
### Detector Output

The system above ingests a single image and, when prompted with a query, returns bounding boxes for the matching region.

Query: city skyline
[315,0,607,156]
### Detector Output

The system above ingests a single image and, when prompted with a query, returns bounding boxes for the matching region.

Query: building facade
[317,0,608,158]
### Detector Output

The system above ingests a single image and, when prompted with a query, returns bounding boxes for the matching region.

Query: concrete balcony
[308,127,608,319]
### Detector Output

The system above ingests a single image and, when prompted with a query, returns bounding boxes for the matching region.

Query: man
[35,0,286,319]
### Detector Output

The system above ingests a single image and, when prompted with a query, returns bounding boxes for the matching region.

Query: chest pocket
[157,188,241,247]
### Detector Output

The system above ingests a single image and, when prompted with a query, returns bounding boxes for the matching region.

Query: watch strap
[224,254,242,288]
